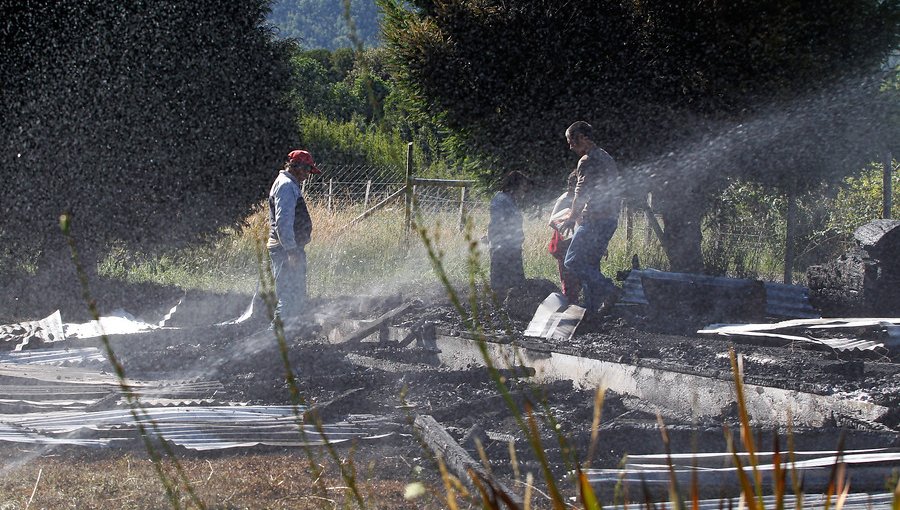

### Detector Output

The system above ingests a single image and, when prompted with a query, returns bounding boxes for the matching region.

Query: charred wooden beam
[414,414,522,508]
[342,302,415,347]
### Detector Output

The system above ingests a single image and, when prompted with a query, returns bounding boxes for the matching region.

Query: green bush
[827,160,900,236]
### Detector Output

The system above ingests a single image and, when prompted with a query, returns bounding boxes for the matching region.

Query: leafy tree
[268,0,382,49]
[828,160,900,236]
[0,0,298,275]
[381,0,900,272]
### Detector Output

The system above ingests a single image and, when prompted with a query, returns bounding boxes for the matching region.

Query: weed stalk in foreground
[60,213,205,510]
[415,207,600,509]
[253,235,368,509]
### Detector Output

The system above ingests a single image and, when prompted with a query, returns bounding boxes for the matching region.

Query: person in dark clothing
[488,170,531,296]
[267,149,320,326]
[558,121,623,315]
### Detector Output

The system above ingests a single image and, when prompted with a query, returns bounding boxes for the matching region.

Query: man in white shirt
[267,149,320,327]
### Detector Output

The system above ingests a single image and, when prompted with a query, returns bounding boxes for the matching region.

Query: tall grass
[96,199,680,297]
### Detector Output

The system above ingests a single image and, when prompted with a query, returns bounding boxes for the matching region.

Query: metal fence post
[624,202,633,251]
[404,142,413,237]
[364,179,372,211]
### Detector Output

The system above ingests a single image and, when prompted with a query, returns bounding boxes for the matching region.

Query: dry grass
[0,449,445,510]
[99,195,673,300]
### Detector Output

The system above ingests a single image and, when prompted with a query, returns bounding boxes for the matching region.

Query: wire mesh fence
[303,164,801,283]
[302,164,490,230]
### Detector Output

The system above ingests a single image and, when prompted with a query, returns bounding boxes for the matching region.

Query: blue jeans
[269,246,307,323]
[563,218,618,312]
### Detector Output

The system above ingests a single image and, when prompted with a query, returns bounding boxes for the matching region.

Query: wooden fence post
[624,201,633,252]
[328,178,334,213]
[784,187,797,285]
[404,142,414,237]
[364,179,372,211]
[457,185,467,232]
[883,151,893,219]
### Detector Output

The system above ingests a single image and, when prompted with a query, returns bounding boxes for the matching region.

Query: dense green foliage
[288,47,470,177]
[268,0,381,49]
[0,0,298,271]
[828,161,900,237]
[381,0,900,270]
[382,0,898,179]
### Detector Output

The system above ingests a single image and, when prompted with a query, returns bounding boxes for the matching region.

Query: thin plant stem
[60,213,205,510]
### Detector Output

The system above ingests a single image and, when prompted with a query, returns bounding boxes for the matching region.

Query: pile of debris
[0,240,899,503]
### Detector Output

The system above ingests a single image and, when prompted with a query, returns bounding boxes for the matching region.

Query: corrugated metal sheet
[587,448,900,496]
[0,422,119,447]
[0,359,225,411]
[605,492,895,510]
[764,281,820,319]
[0,310,66,350]
[523,293,585,341]
[0,406,393,451]
[64,308,159,339]
[0,347,106,365]
[621,269,820,319]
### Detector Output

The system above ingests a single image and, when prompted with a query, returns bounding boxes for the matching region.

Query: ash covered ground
[2,275,899,503]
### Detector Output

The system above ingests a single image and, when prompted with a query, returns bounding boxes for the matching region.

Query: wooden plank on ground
[342,302,415,347]
[414,414,522,508]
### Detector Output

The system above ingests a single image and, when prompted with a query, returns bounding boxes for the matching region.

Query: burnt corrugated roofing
[621,269,820,319]
[0,406,393,451]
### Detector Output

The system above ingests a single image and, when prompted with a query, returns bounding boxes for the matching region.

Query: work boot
[596,287,623,317]
[577,309,613,334]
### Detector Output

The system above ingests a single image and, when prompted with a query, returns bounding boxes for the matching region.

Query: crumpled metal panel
[699,318,900,353]
[0,406,393,451]
[621,269,820,319]
[0,310,66,351]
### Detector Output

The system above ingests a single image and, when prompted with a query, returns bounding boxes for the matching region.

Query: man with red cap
[267,149,321,328]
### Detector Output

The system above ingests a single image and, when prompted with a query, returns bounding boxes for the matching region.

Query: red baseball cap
[287,150,321,174]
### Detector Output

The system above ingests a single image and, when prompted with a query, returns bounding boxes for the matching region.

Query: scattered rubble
[0,269,898,503]
[808,219,900,317]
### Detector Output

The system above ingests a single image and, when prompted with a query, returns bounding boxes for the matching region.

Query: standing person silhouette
[488,171,532,297]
